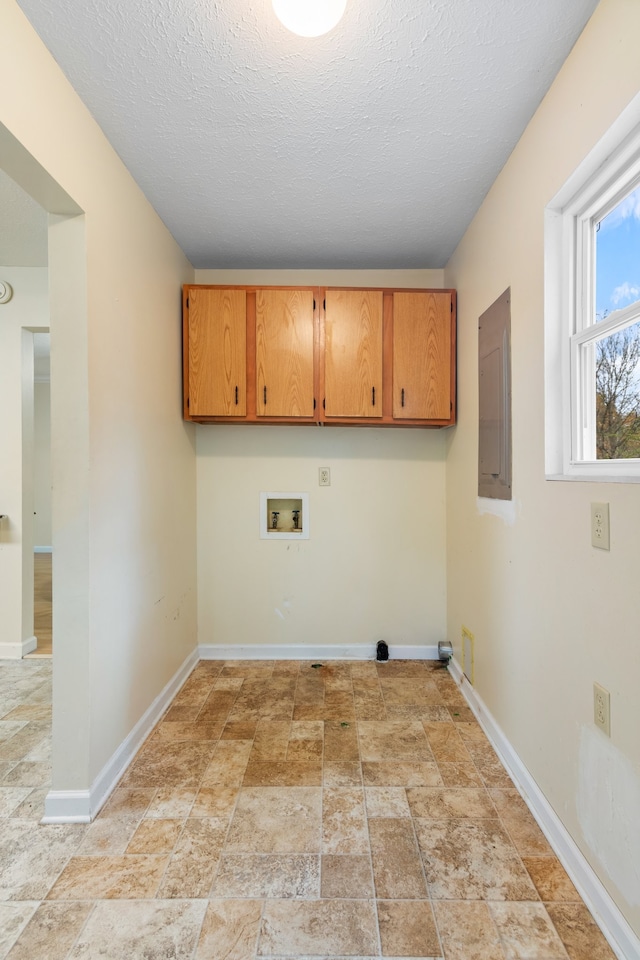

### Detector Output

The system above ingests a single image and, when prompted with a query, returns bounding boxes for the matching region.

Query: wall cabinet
[392,292,452,421]
[324,289,383,419]
[186,287,246,418]
[183,284,456,427]
[256,288,315,418]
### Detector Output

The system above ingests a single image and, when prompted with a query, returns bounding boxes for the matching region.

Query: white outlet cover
[590,502,610,550]
[319,467,331,487]
[593,681,611,736]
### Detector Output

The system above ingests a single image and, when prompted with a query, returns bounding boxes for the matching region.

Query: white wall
[1,0,197,802]
[195,269,448,655]
[33,379,52,547]
[0,266,49,657]
[444,0,640,938]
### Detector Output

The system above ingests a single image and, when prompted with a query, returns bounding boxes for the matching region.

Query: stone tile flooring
[0,657,618,959]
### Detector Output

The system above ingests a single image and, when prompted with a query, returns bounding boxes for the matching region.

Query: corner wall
[0,0,197,803]
[444,0,640,937]
[195,269,448,657]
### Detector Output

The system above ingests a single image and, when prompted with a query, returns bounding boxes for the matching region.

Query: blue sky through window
[595,185,640,321]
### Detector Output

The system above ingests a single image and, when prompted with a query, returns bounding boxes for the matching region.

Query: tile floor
[0,657,618,959]
[27,553,53,658]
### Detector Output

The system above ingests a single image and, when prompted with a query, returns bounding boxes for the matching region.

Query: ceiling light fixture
[272,0,347,37]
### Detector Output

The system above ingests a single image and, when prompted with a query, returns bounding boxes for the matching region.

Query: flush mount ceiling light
[272,0,347,37]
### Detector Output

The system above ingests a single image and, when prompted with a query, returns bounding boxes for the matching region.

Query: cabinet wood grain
[256,289,315,417]
[324,289,383,418]
[187,287,246,417]
[393,292,451,420]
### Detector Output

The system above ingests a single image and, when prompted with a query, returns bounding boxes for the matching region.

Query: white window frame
[545,91,640,483]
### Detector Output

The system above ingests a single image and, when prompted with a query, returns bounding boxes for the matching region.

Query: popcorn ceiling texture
[15,0,597,268]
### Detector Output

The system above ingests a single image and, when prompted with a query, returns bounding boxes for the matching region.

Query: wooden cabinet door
[256,289,315,418]
[324,290,383,418]
[188,288,246,417]
[392,292,451,420]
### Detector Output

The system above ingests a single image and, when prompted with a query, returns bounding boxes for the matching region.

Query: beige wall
[196,269,444,288]
[33,379,52,547]
[1,1,197,795]
[195,269,448,655]
[444,0,640,936]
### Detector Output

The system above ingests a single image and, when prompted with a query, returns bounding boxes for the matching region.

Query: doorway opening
[30,332,52,658]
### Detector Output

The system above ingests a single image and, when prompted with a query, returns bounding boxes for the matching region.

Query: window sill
[546,470,640,484]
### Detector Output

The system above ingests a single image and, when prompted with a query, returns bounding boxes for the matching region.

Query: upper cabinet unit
[185,287,246,418]
[323,289,383,419]
[256,288,315,418]
[183,284,456,428]
[392,292,452,421]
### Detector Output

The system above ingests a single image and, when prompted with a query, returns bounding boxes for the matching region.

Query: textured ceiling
[14,0,598,269]
[0,169,47,267]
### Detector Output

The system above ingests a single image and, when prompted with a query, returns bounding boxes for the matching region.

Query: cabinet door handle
[263,385,267,406]
[235,385,239,405]
[401,388,405,408]
[372,386,376,406]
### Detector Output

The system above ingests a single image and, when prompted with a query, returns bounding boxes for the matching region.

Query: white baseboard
[34,546,52,554]
[40,790,92,824]
[42,645,200,824]
[198,643,440,661]
[448,658,639,960]
[0,636,37,660]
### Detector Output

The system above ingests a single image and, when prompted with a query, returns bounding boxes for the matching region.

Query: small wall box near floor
[182,285,457,427]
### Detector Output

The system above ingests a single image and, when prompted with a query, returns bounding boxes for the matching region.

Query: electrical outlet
[593,682,611,736]
[591,502,610,550]
[319,467,331,487]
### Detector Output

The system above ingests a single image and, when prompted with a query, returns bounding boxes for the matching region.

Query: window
[545,92,640,481]
[574,184,640,464]
[478,288,512,500]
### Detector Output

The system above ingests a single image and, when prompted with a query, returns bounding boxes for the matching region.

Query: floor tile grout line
[416,675,568,959]
[206,689,255,899]
[60,899,100,960]
[487,793,579,960]
[356,698,383,959]
[253,896,268,960]
[406,789,447,960]
[184,897,211,960]
[467,732,565,916]
[150,805,190,895]
[486,899,573,960]
[36,820,88,905]
[0,898,39,958]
